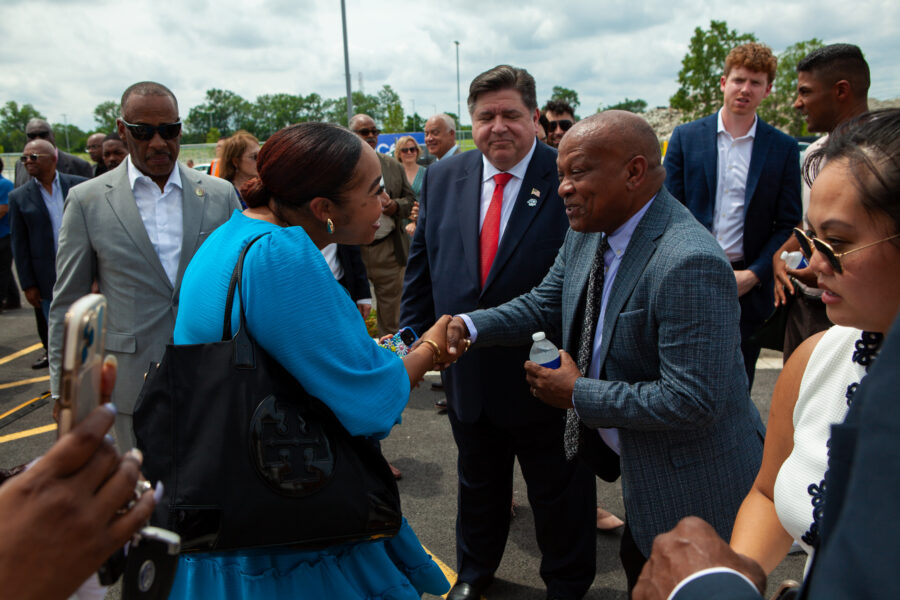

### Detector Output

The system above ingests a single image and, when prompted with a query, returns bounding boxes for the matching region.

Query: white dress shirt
[479,139,537,238]
[583,195,656,455]
[126,156,183,286]
[37,172,64,251]
[714,109,757,262]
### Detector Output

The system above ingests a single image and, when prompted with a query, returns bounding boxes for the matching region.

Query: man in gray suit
[49,81,240,448]
[445,111,765,591]
[14,119,93,188]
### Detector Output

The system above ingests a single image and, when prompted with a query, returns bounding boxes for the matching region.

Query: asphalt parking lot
[0,304,803,599]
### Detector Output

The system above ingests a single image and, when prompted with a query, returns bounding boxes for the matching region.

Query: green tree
[205,127,222,143]
[550,86,580,112]
[759,38,824,136]
[327,91,380,126]
[93,101,120,133]
[251,93,305,139]
[185,89,253,138]
[602,98,648,113]
[52,122,87,152]
[670,20,756,122]
[0,101,45,151]
[378,85,405,133]
[404,112,424,132]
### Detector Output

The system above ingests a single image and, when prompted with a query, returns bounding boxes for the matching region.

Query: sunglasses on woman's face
[120,119,182,141]
[399,147,418,154]
[793,227,900,274]
[547,119,573,132]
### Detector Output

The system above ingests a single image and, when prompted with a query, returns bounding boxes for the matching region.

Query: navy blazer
[664,113,801,328]
[9,173,87,298]
[336,244,370,302]
[469,188,764,555]
[674,314,900,599]
[400,142,570,427]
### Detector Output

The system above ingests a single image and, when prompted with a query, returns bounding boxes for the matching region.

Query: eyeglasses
[26,131,51,140]
[793,227,900,274]
[120,119,182,141]
[354,127,380,137]
[20,153,50,162]
[399,147,418,154]
[547,119,573,133]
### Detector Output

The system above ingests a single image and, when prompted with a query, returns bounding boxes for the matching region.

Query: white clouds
[0,0,896,131]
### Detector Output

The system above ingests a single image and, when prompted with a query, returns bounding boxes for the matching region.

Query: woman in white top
[730,109,900,573]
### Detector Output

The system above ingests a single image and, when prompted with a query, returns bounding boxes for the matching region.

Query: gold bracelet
[420,339,441,362]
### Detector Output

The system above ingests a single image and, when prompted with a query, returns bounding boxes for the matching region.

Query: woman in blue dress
[170,123,453,599]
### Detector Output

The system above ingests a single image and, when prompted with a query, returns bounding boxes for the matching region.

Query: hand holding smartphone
[378,327,418,357]
[58,294,107,437]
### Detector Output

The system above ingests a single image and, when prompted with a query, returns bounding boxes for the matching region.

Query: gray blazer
[48,161,241,413]
[469,187,765,555]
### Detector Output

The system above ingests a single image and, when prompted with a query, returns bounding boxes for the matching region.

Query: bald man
[86,133,108,177]
[424,113,459,160]
[9,139,88,367]
[446,111,765,591]
[14,119,92,187]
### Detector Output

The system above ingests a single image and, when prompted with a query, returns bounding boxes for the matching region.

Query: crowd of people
[0,40,898,600]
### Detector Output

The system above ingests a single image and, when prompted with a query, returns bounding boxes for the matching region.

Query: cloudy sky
[1,0,897,131]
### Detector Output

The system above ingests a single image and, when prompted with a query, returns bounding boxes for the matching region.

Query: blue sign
[375,132,425,155]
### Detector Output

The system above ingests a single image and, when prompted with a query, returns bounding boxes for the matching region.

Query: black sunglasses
[399,147,418,154]
[547,119,573,133]
[354,127,380,137]
[26,131,51,140]
[20,153,50,162]
[793,227,900,274]
[120,119,182,141]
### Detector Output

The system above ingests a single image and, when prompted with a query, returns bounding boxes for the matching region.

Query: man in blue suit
[665,42,802,387]
[401,65,596,600]
[633,311,900,600]
[444,111,765,591]
[9,139,87,362]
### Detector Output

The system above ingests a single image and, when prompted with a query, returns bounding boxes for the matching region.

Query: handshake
[393,315,473,370]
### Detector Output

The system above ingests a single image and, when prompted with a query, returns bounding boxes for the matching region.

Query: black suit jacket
[674,314,900,599]
[400,141,570,426]
[336,244,370,302]
[9,173,87,298]
[14,150,93,188]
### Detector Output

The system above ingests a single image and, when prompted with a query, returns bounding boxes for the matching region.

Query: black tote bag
[133,234,402,552]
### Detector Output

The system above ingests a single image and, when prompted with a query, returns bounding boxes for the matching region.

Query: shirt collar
[606,193,657,258]
[482,138,537,183]
[34,171,60,193]
[717,108,758,140]
[126,155,182,192]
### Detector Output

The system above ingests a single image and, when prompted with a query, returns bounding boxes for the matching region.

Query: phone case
[59,294,107,435]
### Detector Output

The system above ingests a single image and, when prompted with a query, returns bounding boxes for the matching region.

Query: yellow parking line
[420,544,476,599]
[0,343,43,366]
[0,423,55,444]
[0,375,50,391]
[0,393,49,421]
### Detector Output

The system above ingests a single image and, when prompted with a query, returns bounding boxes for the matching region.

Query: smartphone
[378,327,418,357]
[58,294,107,437]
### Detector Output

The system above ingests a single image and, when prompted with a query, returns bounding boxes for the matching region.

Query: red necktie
[480,172,513,288]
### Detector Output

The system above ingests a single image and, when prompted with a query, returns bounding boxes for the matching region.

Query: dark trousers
[34,304,48,350]
[620,522,647,596]
[0,236,17,307]
[448,409,596,599]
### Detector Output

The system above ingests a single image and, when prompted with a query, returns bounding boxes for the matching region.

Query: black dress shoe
[31,352,49,369]
[434,397,448,412]
[447,581,487,600]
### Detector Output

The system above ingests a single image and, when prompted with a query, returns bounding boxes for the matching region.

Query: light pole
[340,0,353,123]
[61,113,70,152]
[454,40,461,138]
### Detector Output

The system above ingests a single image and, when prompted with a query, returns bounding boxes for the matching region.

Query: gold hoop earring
[326,218,335,234]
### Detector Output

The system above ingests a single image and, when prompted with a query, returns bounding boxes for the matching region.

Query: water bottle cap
[532,331,546,342]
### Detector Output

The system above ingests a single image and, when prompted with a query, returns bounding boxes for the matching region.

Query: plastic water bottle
[780,250,808,269]
[530,332,561,369]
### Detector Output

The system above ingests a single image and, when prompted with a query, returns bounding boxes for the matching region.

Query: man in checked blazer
[48,82,240,448]
[446,111,765,591]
